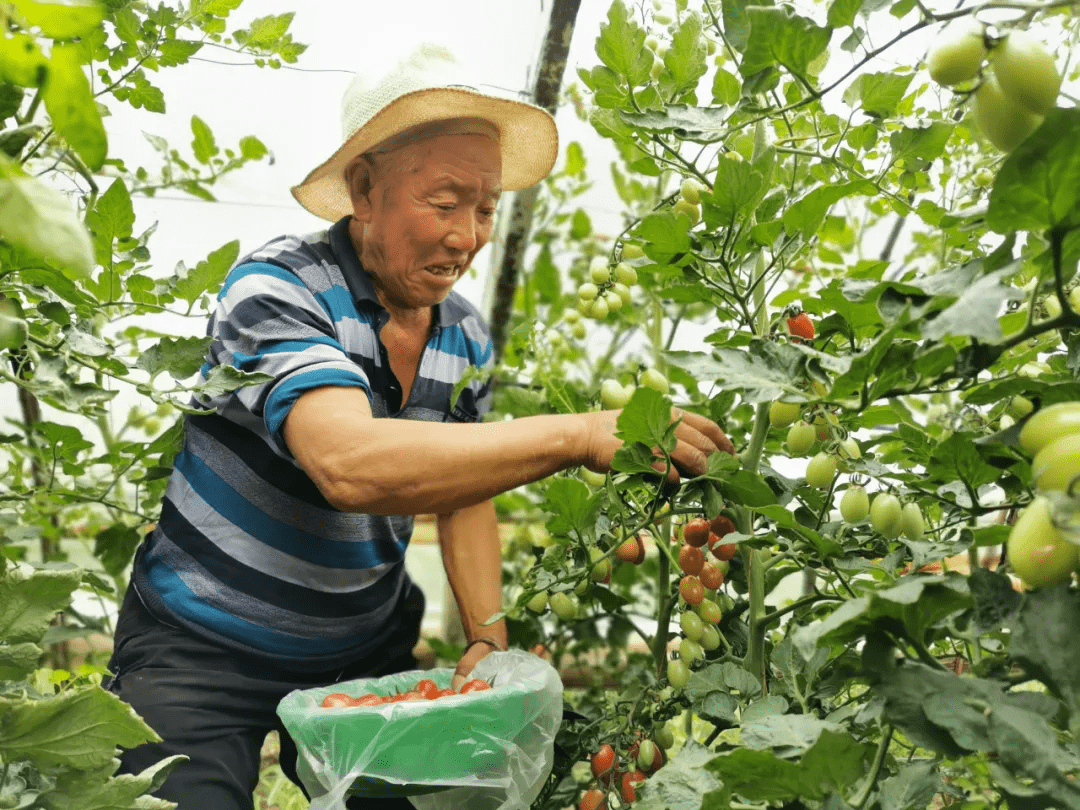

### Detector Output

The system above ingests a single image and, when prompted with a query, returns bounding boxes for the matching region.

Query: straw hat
[292,44,559,222]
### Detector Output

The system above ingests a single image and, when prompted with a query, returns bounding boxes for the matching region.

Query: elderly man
[106,46,732,809]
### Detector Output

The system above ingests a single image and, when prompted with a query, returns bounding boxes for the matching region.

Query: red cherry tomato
[591,743,618,786]
[621,769,647,803]
[700,561,724,590]
[708,533,737,561]
[787,312,815,340]
[434,688,457,698]
[459,679,492,694]
[678,543,705,576]
[579,788,607,810]
[679,575,704,605]
[414,678,439,700]
[683,517,710,548]
[709,514,735,537]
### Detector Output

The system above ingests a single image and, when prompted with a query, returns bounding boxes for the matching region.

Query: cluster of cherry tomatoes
[1006,402,1080,588]
[578,735,668,808]
[320,677,491,708]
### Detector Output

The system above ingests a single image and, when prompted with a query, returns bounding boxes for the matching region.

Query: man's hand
[451,640,499,691]
[580,407,734,481]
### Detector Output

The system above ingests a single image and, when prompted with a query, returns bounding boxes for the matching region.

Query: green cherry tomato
[600,379,634,410]
[805,452,838,489]
[680,178,705,205]
[994,29,1062,115]
[621,244,645,260]
[667,658,690,689]
[526,591,548,614]
[870,493,903,539]
[1007,496,1079,588]
[786,420,816,457]
[680,610,704,641]
[640,368,670,395]
[1019,402,1080,456]
[926,16,987,86]
[582,468,607,487]
[840,485,870,524]
[900,503,925,541]
[696,598,722,625]
[971,72,1043,152]
[769,401,801,429]
[577,282,599,302]
[550,592,578,622]
[1032,433,1080,493]
[679,637,704,664]
[588,296,610,319]
[653,723,675,750]
[699,624,721,651]
[1006,396,1034,421]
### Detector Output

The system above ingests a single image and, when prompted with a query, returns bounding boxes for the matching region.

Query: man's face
[351,133,502,313]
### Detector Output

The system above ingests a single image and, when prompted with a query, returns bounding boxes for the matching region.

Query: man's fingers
[673,408,735,456]
[670,436,710,478]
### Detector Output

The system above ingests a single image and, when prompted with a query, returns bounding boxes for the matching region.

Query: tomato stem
[651,513,674,679]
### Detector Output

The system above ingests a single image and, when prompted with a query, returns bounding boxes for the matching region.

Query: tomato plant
[489,4,1080,809]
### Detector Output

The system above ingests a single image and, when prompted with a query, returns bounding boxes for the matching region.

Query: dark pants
[106,582,425,810]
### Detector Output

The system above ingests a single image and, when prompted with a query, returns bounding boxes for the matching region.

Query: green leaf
[13,0,104,39]
[783,182,864,238]
[0,642,42,680]
[137,336,211,381]
[0,564,81,645]
[0,84,25,121]
[741,714,842,754]
[190,114,217,164]
[615,386,671,448]
[1009,587,1080,733]
[667,341,829,404]
[42,755,184,810]
[193,365,272,401]
[570,208,591,240]
[0,33,48,87]
[85,178,134,266]
[531,243,561,303]
[720,0,751,51]
[741,6,832,81]
[541,478,598,537]
[919,268,1023,342]
[842,71,913,119]
[712,68,741,106]
[827,0,866,28]
[877,762,946,810]
[890,122,953,166]
[169,240,239,304]
[703,159,766,226]
[633,210,691,254]
[665,12,707,93]
[42,43,107,170]
[0,686,159,768]
[619,105,730,142]
[595,0,653,87]
[126,75,165,112]
[93,524,141,577]
[235,12,293,46]
[159,38,202,67]
[0,159,93,277]
[986,108,1080,235]
[634,741,723,810]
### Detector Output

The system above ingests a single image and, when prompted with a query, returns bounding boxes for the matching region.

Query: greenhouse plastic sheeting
[277,649,563,810]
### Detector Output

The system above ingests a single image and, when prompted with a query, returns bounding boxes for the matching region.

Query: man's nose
[444,210,480,253]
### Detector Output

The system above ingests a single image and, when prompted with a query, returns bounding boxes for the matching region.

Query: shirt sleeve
[199,261,371,454]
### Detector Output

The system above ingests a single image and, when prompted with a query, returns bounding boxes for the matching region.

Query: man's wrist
[463,636,506,654]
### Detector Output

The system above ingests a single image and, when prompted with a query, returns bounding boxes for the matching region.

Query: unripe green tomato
[526,591,548,614]
[654,12,672,25]
[971,73,1043,152]
[582,468,607,487]
[650,58,663,80]
[653,723,675,750]
[572,323,587,340]
[999,414,1016,431]
[870,493,903,539]
[1044,295,1062,320]
[706,38,717,55]
[637,739,660,773]
[603,290,623,312]
[786,421,816,457]
[621,244,645,260]
[615,262,638,286]
[813,414,831,441]
[575,578,591,597]
[588,296,609,319]
[600,379,632,409]
[680,610,704,641]
[1032,433,1080,493]
[926,17,987,86]
[1020,403,1080,455]
[645,35,660,51]
[1007,396,1034,420]
[679,637,704,663]
[640,368,669,395]
[769,400,801,429]
[563,307,581,325]
[699,624,721,651]
[805,452,837,489]
[994,29,1062,115]
[900,502,925,541]
[667,658,690,689]
[680,178,704,205]
[696,598,722,625]
[1069,286,1080,312]
[1007,496,1079,588]
[673,199,700,225]
[840,485,870,524]
[0,299,27,350]
[591,264,612,285]
[578,282,599,302]
[612,282,633,308]
[571,760,593,785]
[589,547,612,582]
[550,592,578,621]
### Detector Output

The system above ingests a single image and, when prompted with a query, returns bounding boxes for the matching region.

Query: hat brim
[291,87,559,222]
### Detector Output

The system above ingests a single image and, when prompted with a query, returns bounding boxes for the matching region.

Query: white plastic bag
[277,650,563,810]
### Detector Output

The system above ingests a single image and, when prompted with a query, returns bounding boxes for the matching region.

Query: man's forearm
[309,413,588,515]
[437,501,507,648]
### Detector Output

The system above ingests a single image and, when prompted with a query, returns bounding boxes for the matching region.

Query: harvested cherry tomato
[459,679,491,694]
[321,693,354,708]
[434,688,458,698]
[354,693,381,706]
[414,679,439,700]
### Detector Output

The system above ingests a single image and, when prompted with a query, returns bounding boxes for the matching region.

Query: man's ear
[345,155,376,221]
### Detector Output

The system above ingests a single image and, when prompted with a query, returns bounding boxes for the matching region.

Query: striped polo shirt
[131,216,495,669]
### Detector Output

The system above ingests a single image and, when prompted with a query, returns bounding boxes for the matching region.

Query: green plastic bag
[277,650,563,810]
